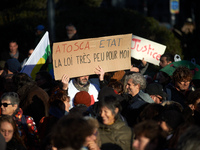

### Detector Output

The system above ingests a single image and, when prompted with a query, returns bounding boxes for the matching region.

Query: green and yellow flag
[21,31,51,79]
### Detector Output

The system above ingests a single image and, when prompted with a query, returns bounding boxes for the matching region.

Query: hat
[145,83,167,99]
[74,91,91,107]
[36,25,45,31]
[5,58,21,73]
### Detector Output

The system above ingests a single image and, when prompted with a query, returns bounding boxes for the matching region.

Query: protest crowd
[1,24,200,150]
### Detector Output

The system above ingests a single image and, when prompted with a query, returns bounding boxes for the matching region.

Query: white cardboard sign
[131,35,166,65]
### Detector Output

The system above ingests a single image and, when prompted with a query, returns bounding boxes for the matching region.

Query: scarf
[10,50,19,59]
[73,79,90,92]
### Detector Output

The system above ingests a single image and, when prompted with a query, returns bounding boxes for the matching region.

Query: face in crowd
[159,56,172,68]
[0,121,14,142]
[100,106,119,125]
[126,78,140,97]
[1,98,17,116]
[77,75,89,86]
[9,42,18,54]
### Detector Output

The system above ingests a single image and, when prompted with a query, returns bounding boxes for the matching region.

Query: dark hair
[138,103,165,123]
[13,73,35,90]
[173,66,193,83]
[0,115,25,147]
[99,95,122,120]
[36,70,53,83]
[186,88,200,105]
[161,53,174,62]
[108,81,123,94]
[134,120,167,150]
[51,116,93,149]
[49,86,70,104]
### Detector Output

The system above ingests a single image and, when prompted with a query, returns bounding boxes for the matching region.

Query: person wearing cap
[74,91,91,107]
[34,24,45,48]
[4,58,21,74]
[145,82,167,104]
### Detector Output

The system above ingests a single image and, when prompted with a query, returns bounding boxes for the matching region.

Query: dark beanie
[74,91,91,107]
[5,58,21,73]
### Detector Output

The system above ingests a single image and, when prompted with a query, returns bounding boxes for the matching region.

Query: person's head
[173,66,193,92]
[50,88,70,112]
[161,101,184,113]
[76,75,89,87]
[51,116,93,150]
[9,40,18,54]
[159,110,184,134]
[186,88,200,113]
[83,116,99,146]
[159,53,174,68]
[66,24,77,39]
[138,103,165,123]
[145,83,167,104]
[1,92,20,116]
[157,71,171,86]
[0,115,21,143]
[74,91,91,107]
[28,48,34,57]
[35,25,45,36]
[3,74,15,92]
[4,58,21,74]
[35,70,53,87]
[125,73,146,97]
[13,73,34,90]
[133,120,167,150]
[108,81,123,94]
[99,95,121,125]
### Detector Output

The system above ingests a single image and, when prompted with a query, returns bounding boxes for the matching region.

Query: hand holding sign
[61,74,70,90]
[95,65,105,81]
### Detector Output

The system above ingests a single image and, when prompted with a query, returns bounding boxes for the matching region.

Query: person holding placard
[62,66,105,109]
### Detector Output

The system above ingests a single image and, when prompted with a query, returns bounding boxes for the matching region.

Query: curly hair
[49,86,70,104]
[172,66,193,83]
[125,73,146,90]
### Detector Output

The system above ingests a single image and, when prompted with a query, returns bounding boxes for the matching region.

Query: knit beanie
[5,58,21,73]
[74,91,91,107]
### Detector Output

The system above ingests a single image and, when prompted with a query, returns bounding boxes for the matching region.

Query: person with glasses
[0,92,39,149]
[165,66,193,108]
[145,82,167,104]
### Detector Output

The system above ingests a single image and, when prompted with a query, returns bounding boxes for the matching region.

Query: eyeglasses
[0,103,13,107]
[178,81,190,84]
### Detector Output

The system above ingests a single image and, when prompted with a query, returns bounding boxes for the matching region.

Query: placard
[131,35,166,66]
[53,34,132,80]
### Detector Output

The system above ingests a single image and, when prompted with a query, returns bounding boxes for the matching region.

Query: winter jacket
[98,117,133,150]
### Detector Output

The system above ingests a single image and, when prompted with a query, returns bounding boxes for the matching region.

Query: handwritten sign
[53,34,132,80]
[131,35,166,66]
